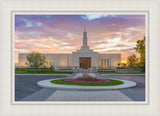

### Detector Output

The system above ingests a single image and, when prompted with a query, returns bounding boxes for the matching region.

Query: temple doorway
[79,57,91,69]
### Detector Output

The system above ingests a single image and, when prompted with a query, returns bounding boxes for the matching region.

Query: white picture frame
[0,0,160,116]
[11,11,148,105]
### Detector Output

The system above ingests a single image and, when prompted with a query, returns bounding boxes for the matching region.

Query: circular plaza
[37,73,137,91]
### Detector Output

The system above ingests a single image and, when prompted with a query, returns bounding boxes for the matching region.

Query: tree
[127,54,139,69]
[121,63,127,68]
[26,52,46,68]
[134,36,145,62]
[117,63,121,67]
[134,36,145,72]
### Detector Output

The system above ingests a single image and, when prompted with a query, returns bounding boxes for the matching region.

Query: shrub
[76,76,98,81]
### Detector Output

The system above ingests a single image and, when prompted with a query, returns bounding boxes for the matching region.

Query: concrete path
[37,79,137,91]
[19,89,133,101]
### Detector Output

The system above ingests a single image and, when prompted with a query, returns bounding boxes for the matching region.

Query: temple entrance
[79,57,91,69]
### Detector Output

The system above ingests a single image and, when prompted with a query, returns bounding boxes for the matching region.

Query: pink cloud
[15,15,145,63]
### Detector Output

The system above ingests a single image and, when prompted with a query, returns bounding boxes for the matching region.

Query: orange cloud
[14,15,145,64]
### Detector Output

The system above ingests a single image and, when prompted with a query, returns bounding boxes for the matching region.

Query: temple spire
[84,25,86,32]
[83,26,87,47]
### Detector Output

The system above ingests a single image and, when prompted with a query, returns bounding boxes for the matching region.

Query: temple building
[18,26,121,72]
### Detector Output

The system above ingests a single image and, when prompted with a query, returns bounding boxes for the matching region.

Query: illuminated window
[104,59,106,66]
[52,59,55,66]
[101,59,103,66]
[46,59,49,67]
[107,59,109,66]
[50,59,52,66]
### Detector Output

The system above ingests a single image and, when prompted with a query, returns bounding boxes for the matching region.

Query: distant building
[18,26,121,72]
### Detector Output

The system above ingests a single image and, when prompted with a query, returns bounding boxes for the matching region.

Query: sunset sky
[15,14,145,64]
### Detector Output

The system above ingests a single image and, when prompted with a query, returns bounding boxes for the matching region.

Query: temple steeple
[76,26,94,52]
[83,26,87,47]
[84,25,86,32]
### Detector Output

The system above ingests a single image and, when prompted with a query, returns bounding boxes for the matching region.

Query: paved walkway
[46,90,132,101]
[20,88,145,101]
[15,73,145,101]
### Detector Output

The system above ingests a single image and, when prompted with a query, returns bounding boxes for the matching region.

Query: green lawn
[15,70,73,74]
[50,78,124,86]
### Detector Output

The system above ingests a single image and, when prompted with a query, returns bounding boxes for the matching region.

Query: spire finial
[84,25,86,32]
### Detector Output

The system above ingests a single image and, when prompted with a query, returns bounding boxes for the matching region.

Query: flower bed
[65,78,110,83]
[50,78,124,86]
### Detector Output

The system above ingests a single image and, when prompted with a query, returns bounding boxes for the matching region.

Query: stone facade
[99,53,121,69]
[18,26,121,70]
[72,51,99,68]
[19,53,72,68]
